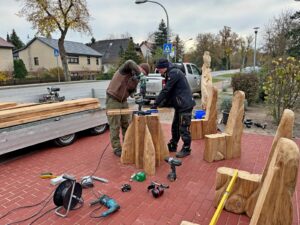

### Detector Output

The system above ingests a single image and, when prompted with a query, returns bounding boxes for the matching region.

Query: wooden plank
[106,107,171,115]
[0,104,99,128]
[250,138,299,225]
[0,102,17,109]
[143,125,156,176]
[0,98,99,119]
[203,86,218,135]
[0,103,39,111]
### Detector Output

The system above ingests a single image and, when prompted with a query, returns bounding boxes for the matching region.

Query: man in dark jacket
[152,58,195,158]
[106,60,150,157]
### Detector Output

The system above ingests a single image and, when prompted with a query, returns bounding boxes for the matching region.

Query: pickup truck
[143,62,202,102]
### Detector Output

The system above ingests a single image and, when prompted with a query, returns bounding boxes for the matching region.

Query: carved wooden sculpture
[121,114,169,175]
[204,91,245,162]
[191,85,218,140]
[201,51,213,109]
[214,109,297,223]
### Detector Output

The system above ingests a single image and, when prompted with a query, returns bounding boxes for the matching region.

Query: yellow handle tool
[40,172,57,179]
[209,169,238,225]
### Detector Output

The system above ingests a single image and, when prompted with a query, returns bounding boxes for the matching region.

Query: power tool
[164,157,182,181]
[147,181,169,198]
[90,194,120,217]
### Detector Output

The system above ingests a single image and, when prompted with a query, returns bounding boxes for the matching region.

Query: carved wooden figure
[121,114,169,175]
[191,85,218,140]
[204,90,245,162]
[214,109,297,223]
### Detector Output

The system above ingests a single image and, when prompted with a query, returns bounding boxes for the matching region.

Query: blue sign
[54,48,59,57]
[163,43,172,54]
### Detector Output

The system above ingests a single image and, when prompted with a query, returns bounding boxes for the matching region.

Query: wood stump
[121,114,169,175]
[204,91,245,162]
[191,86,218,140]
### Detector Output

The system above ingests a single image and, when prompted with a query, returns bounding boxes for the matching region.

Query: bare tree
[18,0,92,81]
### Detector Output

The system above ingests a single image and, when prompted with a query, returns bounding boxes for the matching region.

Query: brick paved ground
[0,124,299,225]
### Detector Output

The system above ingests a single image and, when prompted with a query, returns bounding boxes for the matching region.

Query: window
[87,56,90,65]
[186,64,192,74]
[191,65,201,75]
[34,57,39,66]
[68,56,79,64]
[96,58,99,65]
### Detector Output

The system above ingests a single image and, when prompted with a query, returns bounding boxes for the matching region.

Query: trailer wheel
[89,123,108,135]
[54,133,76,146]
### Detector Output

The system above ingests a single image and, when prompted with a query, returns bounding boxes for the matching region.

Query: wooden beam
[0,102,17,110]
[106,107,171,115]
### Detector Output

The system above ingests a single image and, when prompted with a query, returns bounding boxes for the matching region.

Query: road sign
[163,43,172,54]
[54,49,59,57]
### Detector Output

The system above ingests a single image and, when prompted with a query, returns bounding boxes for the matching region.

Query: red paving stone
[0,124,299,225]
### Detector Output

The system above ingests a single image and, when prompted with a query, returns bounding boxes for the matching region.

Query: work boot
[176,146,191,158]
[167,142,177,152]
[113,148,122,157]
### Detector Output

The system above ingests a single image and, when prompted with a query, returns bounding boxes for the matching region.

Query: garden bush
[231,73,259,105]
[263,57,300,124]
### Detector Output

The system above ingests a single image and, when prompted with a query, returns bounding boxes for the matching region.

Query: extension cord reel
[53,179,83,217]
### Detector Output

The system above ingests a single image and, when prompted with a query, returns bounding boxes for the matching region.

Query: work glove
[150,104,158,109]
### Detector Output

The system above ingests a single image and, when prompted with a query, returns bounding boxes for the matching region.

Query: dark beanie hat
[156,58,169,69]
[139,63,150,75]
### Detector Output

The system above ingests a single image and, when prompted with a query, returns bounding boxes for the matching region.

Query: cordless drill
[164,157,182,181]
[90,194,120,217]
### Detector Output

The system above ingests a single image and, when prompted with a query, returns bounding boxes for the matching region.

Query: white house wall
[0,48,13,72]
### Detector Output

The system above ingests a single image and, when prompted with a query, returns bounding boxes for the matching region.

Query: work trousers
[170,108,193,148]
[106,95,130,150]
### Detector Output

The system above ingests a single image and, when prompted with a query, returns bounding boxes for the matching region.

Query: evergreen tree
[154,19,168,51]
[119,38,142,65]
[13,59,28,79]
[287,11,300,58]
[6,33,10,42]
[10,29,25,50]
[172,35,184,62]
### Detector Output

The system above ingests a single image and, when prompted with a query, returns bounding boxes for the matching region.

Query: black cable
[7,191,53,225]
[89,205,104,218]
[90,141,110,177]
[0,189,54,220]
[29,206,58,225]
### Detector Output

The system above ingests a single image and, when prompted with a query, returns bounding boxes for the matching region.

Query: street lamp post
[135,0,170,60]
[253,27,259,70]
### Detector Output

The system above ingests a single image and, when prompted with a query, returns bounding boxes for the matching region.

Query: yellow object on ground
[209,169,238,225]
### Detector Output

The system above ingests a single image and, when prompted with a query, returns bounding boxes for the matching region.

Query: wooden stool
[121,114,169,175]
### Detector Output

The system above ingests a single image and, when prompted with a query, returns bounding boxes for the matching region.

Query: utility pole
[253,27,259,70]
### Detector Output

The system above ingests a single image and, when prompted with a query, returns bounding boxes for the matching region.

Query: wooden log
[225,91,245,159]
[134,115,146,169]
[204,133,226,162]
[121,122,135,164]
[143,125,156,175]
[214,167,261,216]
[0,102,17,109]
[159,125,169,161]
[250,138,299,225]
[202,86,218,135]
[191,119,203,139]
[146,115,161,166]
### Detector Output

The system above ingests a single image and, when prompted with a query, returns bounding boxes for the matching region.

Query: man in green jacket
[106,60,150,157]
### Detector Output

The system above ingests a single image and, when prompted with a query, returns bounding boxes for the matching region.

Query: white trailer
[0,108,108,155]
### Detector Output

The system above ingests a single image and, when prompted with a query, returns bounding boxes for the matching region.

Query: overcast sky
[0,0,299,49]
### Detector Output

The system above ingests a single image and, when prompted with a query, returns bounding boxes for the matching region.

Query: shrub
[13,59,28,79]
[220,96,232,113]
[231,73,259,105]
[263,57,300,124]
[97,67,116,80]
[0,71,9,81]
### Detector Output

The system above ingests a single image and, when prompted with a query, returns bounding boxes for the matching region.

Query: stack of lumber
[0,98,100,128]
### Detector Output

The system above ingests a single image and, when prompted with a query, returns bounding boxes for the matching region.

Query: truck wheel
[54,133,76,146]
[89,123,108,135]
